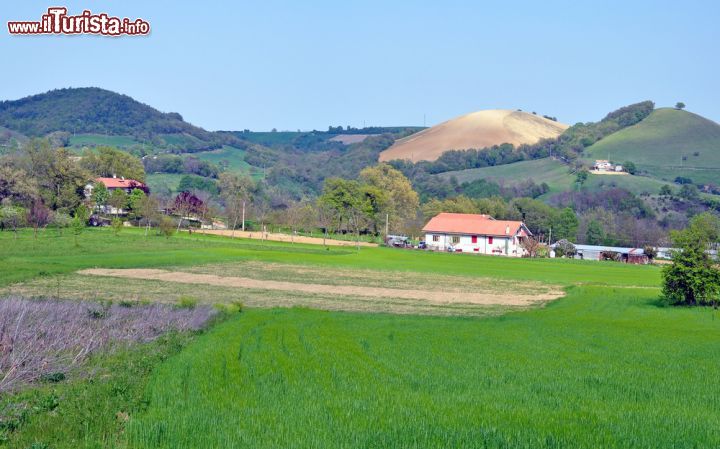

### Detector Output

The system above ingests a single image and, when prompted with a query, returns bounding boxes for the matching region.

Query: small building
[87,176,148,195]
[422,213,532,257]
[593,160,613,171]
[570,244,649,264]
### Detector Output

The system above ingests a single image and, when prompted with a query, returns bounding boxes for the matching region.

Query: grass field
[68,134,142,148]
[193,145,263,180]
[439,157,677,197]
[2,229,719,448]
[584,108,720,185]
[127,291,720,448]
[145,173,185,194]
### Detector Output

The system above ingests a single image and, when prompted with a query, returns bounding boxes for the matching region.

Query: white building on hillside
[422,213,532,257]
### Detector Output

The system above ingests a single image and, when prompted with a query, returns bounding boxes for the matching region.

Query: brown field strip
[78,268,563,307]
[194,229,377,247]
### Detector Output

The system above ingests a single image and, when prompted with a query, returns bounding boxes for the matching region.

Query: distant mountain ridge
[0,87,244,151]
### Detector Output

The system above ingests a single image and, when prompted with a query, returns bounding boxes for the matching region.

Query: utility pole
[548,227,552,245]
[241,200,246,231]
[385,213,389,241]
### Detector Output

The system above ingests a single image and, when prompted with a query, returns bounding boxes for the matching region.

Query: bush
[177,296,199,309]
[158,216,175,238]
[111,217,123,236]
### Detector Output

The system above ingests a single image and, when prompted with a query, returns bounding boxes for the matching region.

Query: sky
[1,0,718,131]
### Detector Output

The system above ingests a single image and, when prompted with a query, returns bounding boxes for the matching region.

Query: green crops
[128,287,720,449]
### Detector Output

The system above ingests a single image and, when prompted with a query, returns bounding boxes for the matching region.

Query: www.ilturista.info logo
[8,7,150,36]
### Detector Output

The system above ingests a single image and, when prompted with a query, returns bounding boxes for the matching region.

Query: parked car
[417,241,427,250]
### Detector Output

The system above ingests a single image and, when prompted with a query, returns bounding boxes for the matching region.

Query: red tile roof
[422,212,530,237]
[96,177,146,189]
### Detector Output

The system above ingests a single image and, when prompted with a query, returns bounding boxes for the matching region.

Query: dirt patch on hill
[78,268,562,307]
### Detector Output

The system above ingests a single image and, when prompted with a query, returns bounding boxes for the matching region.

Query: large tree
[80,146,146,182]
[662,213,720,306]
[359,164,419,234]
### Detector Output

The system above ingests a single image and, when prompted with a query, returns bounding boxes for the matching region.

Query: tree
[128,188,146,211]
[675,102,686,110]
[71,204,89,247]
[108,189,128,217]
[554,208,579,242]
[679,184,700,201]
[659,185,673,196]
[79,146,146,182]
[662,213,720,306]
[359,164,419,235]
[92,182,109,212]
[575,169,589,187]
[520,236,541,258]
[26,199,51,239]
[623,161,637,175]
[554,239,576,258]
[111,217,123,236]
[136,195,160,236]
[0,205,26,237]
[585,220,604,245]
[218,173,254,235]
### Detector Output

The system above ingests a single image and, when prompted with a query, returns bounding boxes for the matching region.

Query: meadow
[1,229,719,448]
[439,157,677,197]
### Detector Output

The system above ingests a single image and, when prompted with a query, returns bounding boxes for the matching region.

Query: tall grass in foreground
[127,287,720,449]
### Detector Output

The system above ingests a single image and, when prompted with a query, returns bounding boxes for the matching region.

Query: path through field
[79,268,562,306]
[195,229,378,247]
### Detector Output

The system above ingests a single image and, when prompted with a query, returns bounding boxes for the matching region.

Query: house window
[471,235,477,243]
[488,236,494,244]
[432,235,439,242]
[451,236,460,244]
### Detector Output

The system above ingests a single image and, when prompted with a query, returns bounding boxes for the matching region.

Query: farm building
[422,212,532,257]
[84,176,148,197]
[564,244,649,264]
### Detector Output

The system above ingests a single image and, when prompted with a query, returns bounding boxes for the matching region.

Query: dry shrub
[0,296,215,393]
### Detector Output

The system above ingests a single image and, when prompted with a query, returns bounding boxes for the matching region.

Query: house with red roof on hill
[422,212,532,257]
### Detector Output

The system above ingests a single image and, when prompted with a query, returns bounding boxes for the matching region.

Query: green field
[69,133,142,148]
[584,108,720,185]
[145,173,185,194]
[2,229,719,448]
[193,145,263,180]
[439,158,677,197]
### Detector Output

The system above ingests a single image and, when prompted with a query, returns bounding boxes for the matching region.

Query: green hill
[439,157,678,197]
[0,88,245,152]
[583,108,720,185]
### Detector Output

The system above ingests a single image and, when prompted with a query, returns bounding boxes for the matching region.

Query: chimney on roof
[112,174,117,178]
[506,225,510,235]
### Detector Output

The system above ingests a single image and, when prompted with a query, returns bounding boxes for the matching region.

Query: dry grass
[379,109,568,162]
[2,259,563,317]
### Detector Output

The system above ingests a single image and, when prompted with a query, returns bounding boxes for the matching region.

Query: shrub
[177,296,199,309]
[111,217,123,236]
[158,216,175,238]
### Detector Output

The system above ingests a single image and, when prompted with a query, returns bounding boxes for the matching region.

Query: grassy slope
[68,134,141,148]
[145,173,185,194]
[439,158,676,196]
[584,108,720,184]
[128,291,720,448]
[193,145,263,180]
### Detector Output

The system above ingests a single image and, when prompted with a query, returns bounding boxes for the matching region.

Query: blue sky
[1,1,718,131]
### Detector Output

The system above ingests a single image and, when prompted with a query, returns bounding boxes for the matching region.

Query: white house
[422,212,532,257]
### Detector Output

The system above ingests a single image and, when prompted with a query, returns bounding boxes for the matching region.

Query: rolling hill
[0,88,245,151]
[379,110,568,162]
[438,157,678,198]
[583,108,720,185]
